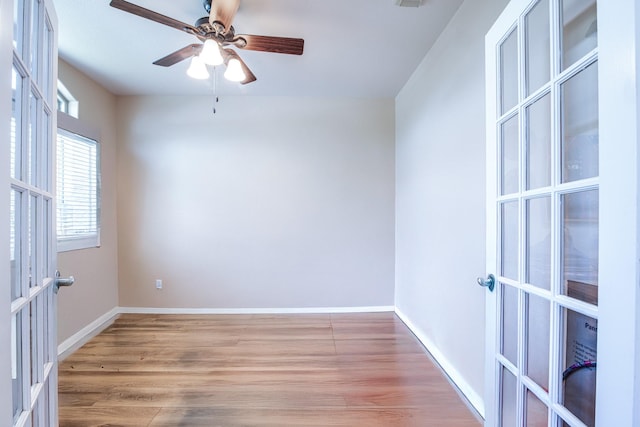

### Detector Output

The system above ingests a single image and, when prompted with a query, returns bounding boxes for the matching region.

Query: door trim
[596,1,640,425]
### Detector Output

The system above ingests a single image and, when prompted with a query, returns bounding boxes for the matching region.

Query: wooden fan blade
[208,0,240,34]
[109,0,199,35]
[153,44,202,67]
[221,49,257,85]
[233,35,304,55]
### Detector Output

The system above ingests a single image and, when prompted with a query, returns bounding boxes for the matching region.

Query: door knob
[55,270,75,293]
[477,274,495,292]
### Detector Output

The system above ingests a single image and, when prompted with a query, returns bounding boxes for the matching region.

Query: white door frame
[484,0,640,425]
[596,1,640,425]
[1,0,15,423]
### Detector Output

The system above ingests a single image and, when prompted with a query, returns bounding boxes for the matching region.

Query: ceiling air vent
[394,0,422,7]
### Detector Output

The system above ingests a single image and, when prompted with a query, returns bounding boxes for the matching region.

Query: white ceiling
[53,0,463,97]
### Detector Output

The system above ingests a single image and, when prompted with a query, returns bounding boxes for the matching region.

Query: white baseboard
[395,307,485,420]
[57,307,120,360]
[119,305,395,315]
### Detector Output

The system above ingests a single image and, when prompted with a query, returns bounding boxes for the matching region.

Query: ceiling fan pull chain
[212,66,219,115]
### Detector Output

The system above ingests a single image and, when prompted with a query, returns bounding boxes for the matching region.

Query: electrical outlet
[155,279,162,290]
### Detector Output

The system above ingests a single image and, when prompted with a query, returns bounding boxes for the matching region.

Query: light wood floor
[58,313,481,426]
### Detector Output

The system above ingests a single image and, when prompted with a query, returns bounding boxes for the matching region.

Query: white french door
[7,0,58,425]
[484,0,640,426]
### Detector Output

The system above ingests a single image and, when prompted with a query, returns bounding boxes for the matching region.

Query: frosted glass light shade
[224,58,246,82]
[200,39,223,66]
[187,56,209,80]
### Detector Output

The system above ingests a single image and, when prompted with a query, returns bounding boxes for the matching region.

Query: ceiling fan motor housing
[195,16,232,39]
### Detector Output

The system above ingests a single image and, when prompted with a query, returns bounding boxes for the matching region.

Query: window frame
[56,80,78,118]
[56,111,101,252]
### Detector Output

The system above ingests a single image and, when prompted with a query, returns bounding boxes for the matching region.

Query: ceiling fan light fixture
[186,55,209,80]
[200,39,223,66]
[224,58,246,82]
[109,0,303,86]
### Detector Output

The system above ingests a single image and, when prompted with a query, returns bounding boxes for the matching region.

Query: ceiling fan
[109,0,305,84]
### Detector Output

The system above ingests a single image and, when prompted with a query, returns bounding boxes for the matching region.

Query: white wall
[57,60,119,343]
[116,96,395,309]
[395,0,509,414]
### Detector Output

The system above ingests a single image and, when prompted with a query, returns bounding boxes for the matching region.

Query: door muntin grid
[10,0,57,426]
[493,0,599,426]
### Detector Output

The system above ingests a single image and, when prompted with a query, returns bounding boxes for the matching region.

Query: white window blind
[56,125,100,251]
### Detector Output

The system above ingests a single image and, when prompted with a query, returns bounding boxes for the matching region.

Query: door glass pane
[32,402,40,427]
[526,293,549,390]
[526,196,550,290]
[526,389,548,426]
[29,194,39,288]
[29,0,40,81]
[43,110,51,192]
[12,314,24,422]
[42,15,53,103]
[13,0,24,51]
[29,91,39,186]
[30,299,39,386]
[500,201,519,280]
[28,92,42,186]
[43,198,51,279]
[561,62,598,183]
[31,296,44,387]
[501,115,519,195]
[501,283,518,366]
[11,66,23,180]
[501,367,518,427]
[562,307,597,427]
[500,28,518,114]
[43,379,50,426]
[561,0,597,70]
[526,94,551,190]
[11,189,23,301]
[525,0,550,95]
[42,288,50,364]
[562,190,598,303]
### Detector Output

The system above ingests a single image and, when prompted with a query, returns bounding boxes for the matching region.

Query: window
[57,80,78,118]
[56,112,100,252]
[57,91,69,114]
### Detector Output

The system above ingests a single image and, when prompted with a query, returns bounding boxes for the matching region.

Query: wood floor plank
[148,407,475,427]
[58,406,161,427]
[59,313,481,426]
